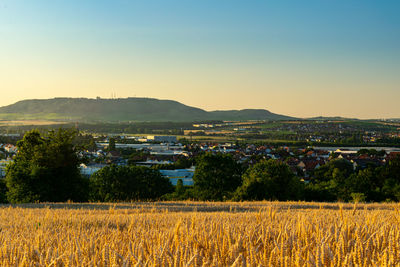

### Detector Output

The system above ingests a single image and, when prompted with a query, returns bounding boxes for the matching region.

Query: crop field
[0,120,67,126]
[0,201,399,266]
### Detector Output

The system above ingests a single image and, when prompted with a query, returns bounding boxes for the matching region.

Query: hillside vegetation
[0,97,293,122]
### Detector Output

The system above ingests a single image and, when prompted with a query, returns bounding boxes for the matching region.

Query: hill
[307,116,357,121]
[210,109,293,121]
[0,97,294,122]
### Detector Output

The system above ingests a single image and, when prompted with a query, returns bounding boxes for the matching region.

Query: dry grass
[0,120,67,126]
[0,201,399,266]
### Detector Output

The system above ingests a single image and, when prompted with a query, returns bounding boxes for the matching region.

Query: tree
[193,153,242,201]
[234,159,302,201]
[108,138,116,151]
[175,179,185,196]
[308,159,355,201]
[127,150,149,165]
[5,129,88,203]
[74,133,97,151]
[174,157,193,169]
[89,165,173,201]
[313,159,354,183]
[345,167,385,202]
[380,155,400,201]
[162,179,194,200]
[0,179,8,203]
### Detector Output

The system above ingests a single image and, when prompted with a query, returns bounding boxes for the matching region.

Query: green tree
[162,179,194,200]
[309,159,354,201]
[313,159,354,183]
[127,150,149,164]
[175,179,185,196]
[304,158,354,201]
[89,165,173,201]
[108,138,116,151]
[5,129,88,203]
[74,134,97,151]
[235,160,302,201]
[345,167,384,202]
[381,156,400,201]
[193,153,242,201]
[0,180,8,203]
[174,157,193,169]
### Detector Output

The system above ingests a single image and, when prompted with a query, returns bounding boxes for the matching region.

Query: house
[306,150,316,157]
[298,160,323,176]
[4,144,17,154]
[106,151,127,165]
[107,151,121,159]
[80,163,106,178]
[335,149,357,155]
[388,152,400,160]
[316,150,331,159]
[304,161,322,172]
[351,158,384,170]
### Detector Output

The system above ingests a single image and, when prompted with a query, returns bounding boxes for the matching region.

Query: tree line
[2,129,400,203]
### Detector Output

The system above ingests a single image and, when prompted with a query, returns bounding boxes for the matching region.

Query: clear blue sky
[0,0,399,118]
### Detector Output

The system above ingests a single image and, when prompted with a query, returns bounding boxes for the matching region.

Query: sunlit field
[0,201,399,266]
[0,120,67,126]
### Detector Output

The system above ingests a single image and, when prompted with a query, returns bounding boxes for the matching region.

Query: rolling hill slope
[0,97,294,122]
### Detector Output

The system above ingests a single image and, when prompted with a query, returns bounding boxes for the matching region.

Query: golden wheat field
[0,202,399,266]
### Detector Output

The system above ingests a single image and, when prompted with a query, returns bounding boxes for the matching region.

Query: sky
[0,0,399,119]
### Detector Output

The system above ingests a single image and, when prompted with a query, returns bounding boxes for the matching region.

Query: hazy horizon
[0,1,399,119]
[0,96,398,120]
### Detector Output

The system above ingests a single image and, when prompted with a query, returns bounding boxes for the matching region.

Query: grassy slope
[0,98,293,122]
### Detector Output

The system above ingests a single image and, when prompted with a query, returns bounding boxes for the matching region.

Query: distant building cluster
[1,131,400,187]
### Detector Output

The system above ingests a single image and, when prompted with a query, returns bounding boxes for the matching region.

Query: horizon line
[0,96,398,121]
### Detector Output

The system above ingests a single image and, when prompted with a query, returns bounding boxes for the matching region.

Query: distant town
[1,119,400,188]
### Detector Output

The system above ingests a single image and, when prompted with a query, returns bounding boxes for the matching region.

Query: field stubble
[0,201,399,266]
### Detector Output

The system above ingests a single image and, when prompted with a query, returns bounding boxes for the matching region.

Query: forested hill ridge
[0,97,294,122]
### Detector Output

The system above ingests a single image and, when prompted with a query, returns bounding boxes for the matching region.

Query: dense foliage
[5,129,87,203]
[89,165,173,202]
[304,157,400,202]
[234,160,302,201]
[3,130,400,203]
[193,153,242,201]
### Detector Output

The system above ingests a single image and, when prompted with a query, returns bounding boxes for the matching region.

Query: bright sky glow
[0,0,399,118]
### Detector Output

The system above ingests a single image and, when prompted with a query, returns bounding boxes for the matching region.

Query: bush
[193,153,242,201]
[234,159,303,201]
[90,165,173,201]
[350,193,366,203]
[5,129,87,203]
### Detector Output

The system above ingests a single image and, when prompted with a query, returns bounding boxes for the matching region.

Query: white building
[335,149,358,155]
[79,163,106,177]
[160,167,195,186]
[136,160,173,167]
[147,136,177,143]
[96,142,187,156]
